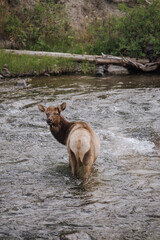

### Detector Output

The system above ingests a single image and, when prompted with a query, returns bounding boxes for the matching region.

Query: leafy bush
[0,0,9,36]
[85,16,119,56]
[5,0,75,52]
[85,0,160,59]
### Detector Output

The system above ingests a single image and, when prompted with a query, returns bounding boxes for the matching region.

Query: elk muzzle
[47,119,52,125]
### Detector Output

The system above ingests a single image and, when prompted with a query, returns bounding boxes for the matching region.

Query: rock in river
[60,231,93,240]
[16,79,27,88]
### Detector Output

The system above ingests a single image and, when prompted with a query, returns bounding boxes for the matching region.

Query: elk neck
[50,115,74,145]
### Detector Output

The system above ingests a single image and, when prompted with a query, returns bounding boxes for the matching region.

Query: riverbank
[0,50,97,78]
[0,49,129,78]
[1,49,160,79]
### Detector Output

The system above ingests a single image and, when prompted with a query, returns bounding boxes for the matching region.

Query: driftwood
[97,54,160,72]
[4,49,160,72]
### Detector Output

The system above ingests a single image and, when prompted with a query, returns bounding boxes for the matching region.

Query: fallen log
[4,49,160,72]
[4,49,99,62]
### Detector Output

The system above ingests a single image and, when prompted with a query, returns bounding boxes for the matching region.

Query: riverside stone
[16,79,27,88]
[96,65,105,77]
[60,232,92,240]
[107,64,129,75]
[0,74,4,79]
[2,67,11,78]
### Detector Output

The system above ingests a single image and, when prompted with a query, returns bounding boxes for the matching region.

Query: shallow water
[0,74,160,240]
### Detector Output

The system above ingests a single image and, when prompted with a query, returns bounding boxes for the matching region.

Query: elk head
[38,102,66,126]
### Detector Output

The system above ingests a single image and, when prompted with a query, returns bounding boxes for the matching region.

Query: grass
[0,50,95,76]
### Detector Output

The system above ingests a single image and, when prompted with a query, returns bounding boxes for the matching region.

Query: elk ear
[58,102,66,112]
[38,104,47,112]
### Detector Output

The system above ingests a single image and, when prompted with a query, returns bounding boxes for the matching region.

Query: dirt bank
[64,0,120,31]
[4,0,136,31]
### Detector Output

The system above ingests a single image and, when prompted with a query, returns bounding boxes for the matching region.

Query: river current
[0,74,160,240]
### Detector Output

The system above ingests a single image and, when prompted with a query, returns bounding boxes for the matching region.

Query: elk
[38,102,100,181]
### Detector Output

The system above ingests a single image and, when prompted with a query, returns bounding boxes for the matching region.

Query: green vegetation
[0,50,76,75]
[0,50,96,76]
[2,0,75,52]
[86,0,160,58]
[0,0,160,68]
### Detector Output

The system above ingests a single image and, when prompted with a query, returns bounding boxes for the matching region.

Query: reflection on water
[0,74,160,240]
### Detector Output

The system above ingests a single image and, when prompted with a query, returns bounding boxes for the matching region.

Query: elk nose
[47,119,52,124]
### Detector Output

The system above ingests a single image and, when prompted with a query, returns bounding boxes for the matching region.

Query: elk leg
[76,158,82,176]
[83,164,92,181]
[83,149,93,181]
[69,150,76,176]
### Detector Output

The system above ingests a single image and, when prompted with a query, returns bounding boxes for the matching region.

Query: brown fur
[38,102,100,181]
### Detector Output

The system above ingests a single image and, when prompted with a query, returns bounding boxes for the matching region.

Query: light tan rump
[69,128,91,163]
[67,122,100,181]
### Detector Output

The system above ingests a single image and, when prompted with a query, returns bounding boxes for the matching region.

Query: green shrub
[117,0,160,58]
[85,16,119,55]
[0,1,9,36]
[5,0,75,52]
[86,0,160,58]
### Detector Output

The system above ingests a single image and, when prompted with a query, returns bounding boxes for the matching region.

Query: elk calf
[38,102,100,181]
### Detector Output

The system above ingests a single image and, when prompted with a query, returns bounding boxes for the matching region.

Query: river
[0,74,160,240]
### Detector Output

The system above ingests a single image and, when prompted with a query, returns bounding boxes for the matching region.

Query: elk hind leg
[69,149,77,176]
[83,150,93,181]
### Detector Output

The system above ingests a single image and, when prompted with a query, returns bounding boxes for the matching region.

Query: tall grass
[0,50,96,76]
[0,50,79,75]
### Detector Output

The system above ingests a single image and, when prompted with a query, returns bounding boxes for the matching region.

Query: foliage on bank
[0,0,160,60]
[1,0,75,52]
[0,50,96,76]
[86,0,160,59]
[0,50,76,76]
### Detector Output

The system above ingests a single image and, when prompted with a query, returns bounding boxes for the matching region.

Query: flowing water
[0,74,160,240]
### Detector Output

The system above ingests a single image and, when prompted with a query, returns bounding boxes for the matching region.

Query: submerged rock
[60,231,93,240]
[16,79,27,88]
[96,65,105,77]
[15,78,31,88]
[107,64,129,75]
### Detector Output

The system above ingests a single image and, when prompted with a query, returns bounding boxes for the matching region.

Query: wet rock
[15,78,32,88]
[2,66,11,78]
[107,64,129,75]
[96,65,105,77]
[0,74,4,79]
[15,79,27,88]
[44,72,50,77]
[60,232,92,240]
